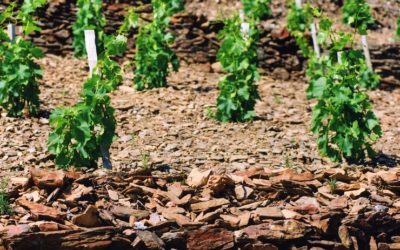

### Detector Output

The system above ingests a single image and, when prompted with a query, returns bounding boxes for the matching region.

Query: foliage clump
[72,0,106,57]
[48,35,127,169]
[242,0,271,21]
[286,1,314,57]
[309,17,381,163]
[0,0,45,117]
[397,16,400,39]
[120,0,183,91]
[215,15,260,122]
[342,0,374,35]
[0,178,10,215]
[287,2,381,163]
[212,0,271,122]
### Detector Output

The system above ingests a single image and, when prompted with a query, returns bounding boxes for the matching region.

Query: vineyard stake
[295,0,302,8]
[239,10,250,37]
[310,21,321,58]
[84,30,98,76]
[337,51,342,64]
[84,29,113,170]
[7,23,16,43]
[361,35,373,70]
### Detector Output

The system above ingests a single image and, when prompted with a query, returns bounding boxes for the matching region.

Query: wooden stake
[7,24,16,43]
[337,51,342,64]
[84,29,112,170]
[239,10,245,22]
[310,21,321,58]
[295,0,302,8]
[361,35,373,70]
[241,22,250,37]
[84,30,98,76]
[239,10,250,37]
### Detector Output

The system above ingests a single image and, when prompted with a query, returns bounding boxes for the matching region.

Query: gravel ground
[0,55,399,176]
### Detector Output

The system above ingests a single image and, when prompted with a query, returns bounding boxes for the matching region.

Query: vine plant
[286,0,314,58]
[397,16,400,39]
[119,0,183,91]
[214,15,260,122]
[242,0,271,21]
[289,1,381,163]
[48,35,127,168]
[342,0,374,35]
[308,25,381,162]
[0,0,45,117]
[72,0,106,57]
[213,1,270,122]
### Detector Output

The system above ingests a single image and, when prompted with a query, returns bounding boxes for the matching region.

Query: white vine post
[361,35,373,70]
[84,30,98,76]
[7,23,16,43]
[239,10,250,38]
[310,21,321,58]
[337,51,342,64]
[295,0,320,58]
[84,29,112,170]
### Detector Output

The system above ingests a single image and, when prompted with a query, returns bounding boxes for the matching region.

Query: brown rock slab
[167,182,183,198]
[107,189,119,201]
[110,205,149,220]
[329,196,348,210]
[16,198,66,222]
[136,230,165,250]
[338,225,353,248]
[190,198,229,212]
[270,169,314,183]
[187,228,234,250]
[162,210,201,227]
[254,207,284,219]
[72,205,101,228]
[235,185,254,200]
[0,224,30,238]
[245,243,279,250]
[10,177,30,189]
[187,168,212,188]
[30,167,65,190]
[235,220,308,241]
[29,221,60,232]
[66,184,93,202]
[293,197,320,215]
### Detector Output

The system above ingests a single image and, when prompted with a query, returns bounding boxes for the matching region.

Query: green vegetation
[0,178,10,215]
[288,2,381,163]
[120,0,183,91]
[0,0,45,117]
[72,0,106,57]
[214,14,260,122]
[286,1,314,57]
[141,152,151,169]
[327,178,337,193]
[308,17,381,163]
[242,0,271,21]
[397,16,400,39]
[342,0,374,35]
[48,35,127,168]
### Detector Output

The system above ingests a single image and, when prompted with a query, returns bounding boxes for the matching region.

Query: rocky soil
[1,0,400,249]
[0,54,399,249]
